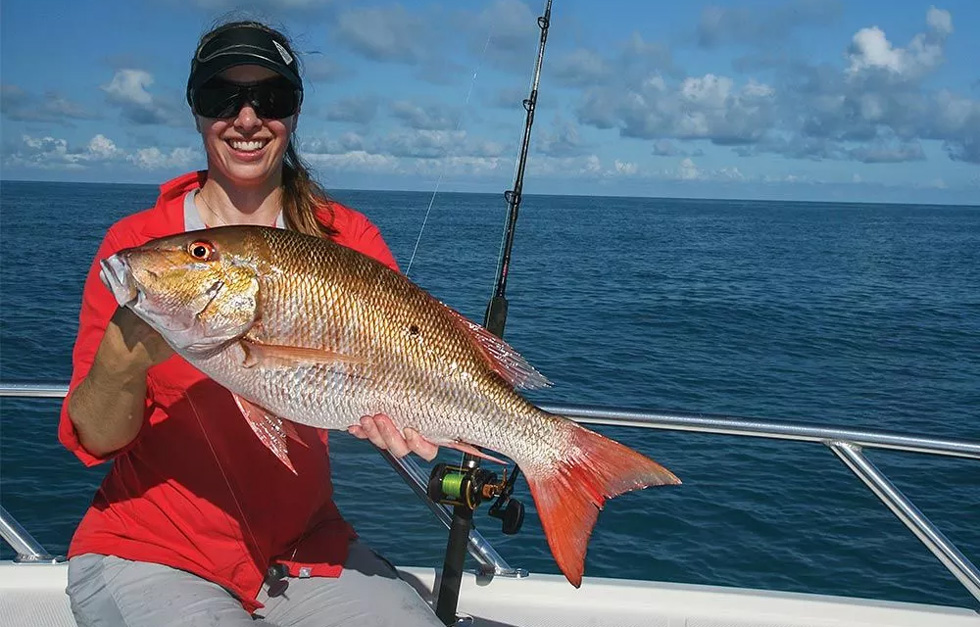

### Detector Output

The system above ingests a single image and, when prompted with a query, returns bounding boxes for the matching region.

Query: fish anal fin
[240,338,365,369]
[233,394,307,474]
[443,308,551,390]
[233,394,307,447]
[524,422,680,587]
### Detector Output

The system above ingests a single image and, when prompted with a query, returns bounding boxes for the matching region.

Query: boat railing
[1,382,978,607]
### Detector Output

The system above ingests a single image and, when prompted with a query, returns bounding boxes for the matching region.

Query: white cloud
[304,149,504,178]
[553,49,611,87]
[128,147,197,170]
[87,134,123,159]
[5,137,83,169]
[522,154,750,183]
[470,0,538,69]
[848,27,911,76]
[188,0,329,8]
[306,150,400,172]
[1,85,95,123]
[566,6,976,165]
[666,158,744,182]
[101,69,174,125]
[652,139,704,157]
[299,127,509,177]
[335,5,430,63]
[677,158,700,180]
[390,100,460,131]
[926,6,953,37]
[103,69,154,106]
[846,8,951,80]
[536,117,587,157]
[848,141,925,163]
[325,96,379,124]
[305,132,367,155]
[579,72,776,144]
[697,0,842,48]
[4,133,199,171]
[553,33,674,90]
[614,160,638,175]
[718,166,745,181]
[372,129,504,160]
[305,56,347,83]
[16,134,121,167]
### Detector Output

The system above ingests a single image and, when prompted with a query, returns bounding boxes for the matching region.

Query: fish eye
[188,240,216,261]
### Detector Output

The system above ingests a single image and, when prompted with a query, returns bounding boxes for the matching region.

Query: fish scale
[101,225,681,587]
[194,228,544,460]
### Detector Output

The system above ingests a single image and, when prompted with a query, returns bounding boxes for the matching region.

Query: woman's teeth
[229,140,266,152]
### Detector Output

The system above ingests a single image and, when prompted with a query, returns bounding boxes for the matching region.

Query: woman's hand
[108,307,176,368]
[67,307,175,457]
[348,414,439,462]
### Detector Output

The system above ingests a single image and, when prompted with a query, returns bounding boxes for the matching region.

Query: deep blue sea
[1,180,978,609]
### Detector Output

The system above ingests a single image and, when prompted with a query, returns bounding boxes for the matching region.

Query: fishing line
[404,24,497,278]
[186,391,268,568]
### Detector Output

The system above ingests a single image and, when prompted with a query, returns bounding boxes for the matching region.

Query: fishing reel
[427,463,525,535]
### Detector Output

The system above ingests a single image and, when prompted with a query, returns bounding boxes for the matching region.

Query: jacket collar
[140,170,208,238]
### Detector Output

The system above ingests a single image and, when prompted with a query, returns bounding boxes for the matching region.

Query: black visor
[186,24,302,107]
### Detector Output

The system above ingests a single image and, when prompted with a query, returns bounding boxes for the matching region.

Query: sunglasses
[191,77,302,120]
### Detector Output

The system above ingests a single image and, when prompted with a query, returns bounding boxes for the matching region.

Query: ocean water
[1,180,978,609]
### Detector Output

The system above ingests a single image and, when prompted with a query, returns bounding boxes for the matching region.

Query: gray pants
[67,542,445,626]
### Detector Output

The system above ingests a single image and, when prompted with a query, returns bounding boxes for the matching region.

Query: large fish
[99,225,680,586]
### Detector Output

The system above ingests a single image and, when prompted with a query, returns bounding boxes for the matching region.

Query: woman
[60,21,445,627]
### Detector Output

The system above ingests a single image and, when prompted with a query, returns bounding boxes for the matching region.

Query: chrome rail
[0,382,68,399]
[0,505,63,563]
[1,383,977,604]
[541,402,980,605]
[830,443,980,603]
[539,403,980,460]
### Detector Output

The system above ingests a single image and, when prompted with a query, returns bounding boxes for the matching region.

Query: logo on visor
[273,41,294,66]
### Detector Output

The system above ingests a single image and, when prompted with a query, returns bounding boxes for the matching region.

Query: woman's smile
[224,136,272,162]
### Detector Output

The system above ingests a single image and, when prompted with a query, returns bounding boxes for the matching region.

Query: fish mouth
[100,254,138,306]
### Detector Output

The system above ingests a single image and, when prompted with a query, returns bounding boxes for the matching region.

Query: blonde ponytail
[282,140,337,238]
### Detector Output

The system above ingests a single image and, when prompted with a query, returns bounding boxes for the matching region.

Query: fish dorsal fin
[233,394,306,475]
[446,308,551,390]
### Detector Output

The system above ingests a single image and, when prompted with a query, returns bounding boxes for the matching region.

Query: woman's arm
[59,226,176,463]
[67,307,173,457]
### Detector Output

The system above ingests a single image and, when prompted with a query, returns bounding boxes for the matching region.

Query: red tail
[524,423,680,587]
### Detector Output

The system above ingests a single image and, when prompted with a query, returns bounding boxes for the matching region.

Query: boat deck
[3,562,978,627]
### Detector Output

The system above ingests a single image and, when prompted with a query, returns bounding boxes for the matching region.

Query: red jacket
[59,171,399,612]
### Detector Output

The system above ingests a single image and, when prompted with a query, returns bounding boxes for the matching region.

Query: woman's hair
[194,20,337,238]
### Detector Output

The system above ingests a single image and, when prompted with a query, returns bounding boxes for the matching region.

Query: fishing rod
[429,1,553,624]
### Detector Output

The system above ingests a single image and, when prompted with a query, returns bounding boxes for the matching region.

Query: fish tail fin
[524,421,680,587]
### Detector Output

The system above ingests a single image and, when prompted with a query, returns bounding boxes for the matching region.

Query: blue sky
[1,0,978,204]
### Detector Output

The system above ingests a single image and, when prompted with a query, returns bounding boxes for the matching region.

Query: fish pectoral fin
[233,394,307,475]
[443,440,508,465]
[239,338,366,369]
